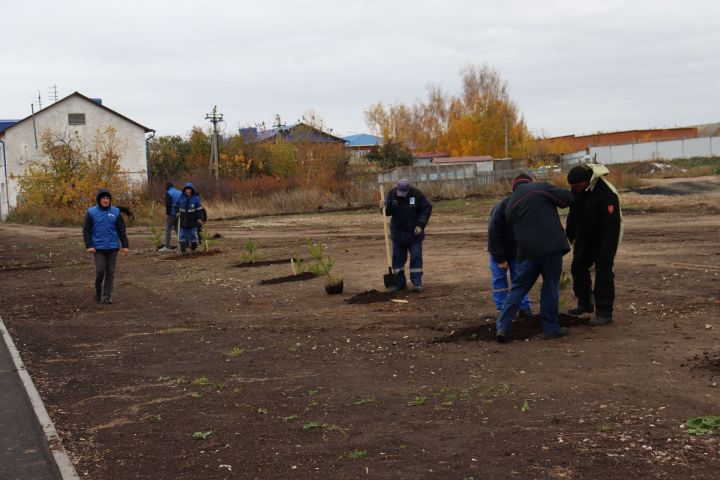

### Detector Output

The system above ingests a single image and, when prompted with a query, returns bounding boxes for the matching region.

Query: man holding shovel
[384,179,432,291]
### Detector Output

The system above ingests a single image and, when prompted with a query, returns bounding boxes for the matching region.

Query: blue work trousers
[496,251,563,336]
[489,255,531,312]
[392,240,423,288]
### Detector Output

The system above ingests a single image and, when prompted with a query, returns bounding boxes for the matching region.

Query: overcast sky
[2,0,718,138]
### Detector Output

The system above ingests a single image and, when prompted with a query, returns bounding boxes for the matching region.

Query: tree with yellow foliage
[364,64,533,158]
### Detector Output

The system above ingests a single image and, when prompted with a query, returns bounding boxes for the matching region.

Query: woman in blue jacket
[82,189,129,304]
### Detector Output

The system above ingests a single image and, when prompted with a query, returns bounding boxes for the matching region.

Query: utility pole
[503,108,509,159]
[205,106,223,185]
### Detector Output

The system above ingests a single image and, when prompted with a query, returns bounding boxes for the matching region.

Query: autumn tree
[16,126,131,213]
[364,64,533,158]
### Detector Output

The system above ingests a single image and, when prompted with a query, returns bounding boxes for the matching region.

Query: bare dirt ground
[1,176,719,479]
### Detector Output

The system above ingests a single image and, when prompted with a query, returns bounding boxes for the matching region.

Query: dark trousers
[94,250,118,299]
[164,215,178,248]
[496,251,563,336]
[392,240,423,288]
[571,240,615,314]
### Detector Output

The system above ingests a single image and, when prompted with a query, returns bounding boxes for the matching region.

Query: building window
[68,113,86,125]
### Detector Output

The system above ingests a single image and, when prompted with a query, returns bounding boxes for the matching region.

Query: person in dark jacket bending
[82,189,129,304]
[384,179,432,291]
[175,182,206,254]
[160,182,182,251]
[496,176,574,342]
[488,174,533,317]
[565,164,622,326]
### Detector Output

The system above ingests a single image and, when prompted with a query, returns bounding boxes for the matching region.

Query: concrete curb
[0,315,80,480]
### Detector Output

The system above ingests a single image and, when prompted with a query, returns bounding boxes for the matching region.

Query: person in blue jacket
[175,182,207,254]
[160,181,182,252]
[384,179,432,291]
[496,176,574,342]
[82,189,129,304]
[487,174,534,318]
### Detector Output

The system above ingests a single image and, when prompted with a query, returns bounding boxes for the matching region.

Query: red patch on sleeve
[608,204,614,214]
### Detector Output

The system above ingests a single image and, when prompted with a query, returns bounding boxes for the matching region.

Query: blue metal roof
[343,133,382,147]
[0,120,20,134]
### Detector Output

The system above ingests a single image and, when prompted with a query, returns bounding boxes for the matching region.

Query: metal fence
[377,163,541,195]
[564,136,720,166]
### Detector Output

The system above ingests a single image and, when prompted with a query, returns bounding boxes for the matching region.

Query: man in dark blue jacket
[496,177,574,342]
[384,179,432,291]
[160,182,182,252]
[488,174,533,317]
[175,182,207,254]
[82,189,129,304]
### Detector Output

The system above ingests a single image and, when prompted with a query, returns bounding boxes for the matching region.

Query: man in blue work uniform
[384,179,432,292]
[82,189,129,304]
[160,181,182,252]
[488,174,534,318]
[175,182,207,254]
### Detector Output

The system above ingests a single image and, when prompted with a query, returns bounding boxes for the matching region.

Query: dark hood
[182,182,196,195]
[96,189,112,206]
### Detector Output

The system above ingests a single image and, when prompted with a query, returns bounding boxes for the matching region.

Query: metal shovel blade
[384,267,399,289]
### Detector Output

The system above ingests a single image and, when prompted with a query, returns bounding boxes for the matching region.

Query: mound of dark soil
[345,289,404,304]
[233,259,293,268]
[260,272,317,285]
[681,350,720,379]
[434,313,589,343]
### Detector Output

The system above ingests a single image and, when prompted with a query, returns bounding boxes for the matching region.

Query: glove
[197,219,203,226]
[413,226,423,235]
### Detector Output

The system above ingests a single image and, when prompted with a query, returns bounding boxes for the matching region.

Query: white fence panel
[566,136,719,165]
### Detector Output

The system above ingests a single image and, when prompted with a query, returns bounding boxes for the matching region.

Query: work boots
[568,301,594,316]
[589,312,613,326]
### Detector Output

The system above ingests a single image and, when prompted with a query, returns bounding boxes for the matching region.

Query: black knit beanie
[567,166,593,184]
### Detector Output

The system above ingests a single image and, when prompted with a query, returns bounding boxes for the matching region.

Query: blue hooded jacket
[176,182,206,228]
[82,189,129,250]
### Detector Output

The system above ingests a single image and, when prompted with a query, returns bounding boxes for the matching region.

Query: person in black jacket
[565,164,622,326]
[384,179,432,291]
[487,174,533,317]
[82,189,129,304]
[496,176,574,342]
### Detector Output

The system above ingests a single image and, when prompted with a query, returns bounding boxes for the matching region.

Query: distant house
[412,151,450,165]
[240,123,346,147]
[342,133,382,158]
[0,91,153,219]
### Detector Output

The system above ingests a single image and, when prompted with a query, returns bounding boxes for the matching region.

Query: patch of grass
[347,449,367,460]
[157,327,183,334]
[158,375,171,382]
[521,400,530,412]
[598,423,613,432]
[191,392,204,399]
[302,422,344,433]
[283,415,299,421]
[192,430,213,440]
[407,396,427,407]
[257,407,268,414]
[191,376,210,385]
[225,346,245,357]
[686,416,720,435]
[353,397,376,405]
[308,388,319,396]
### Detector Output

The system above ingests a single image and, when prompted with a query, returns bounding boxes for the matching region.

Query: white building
[0,92,153,219]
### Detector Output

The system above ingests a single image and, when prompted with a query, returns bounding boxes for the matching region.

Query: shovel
[379,184,399,289]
